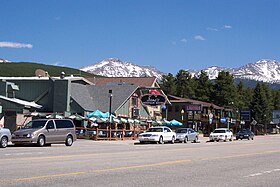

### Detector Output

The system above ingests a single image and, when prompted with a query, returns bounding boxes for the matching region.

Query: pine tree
[175,70,195,98]
[272,90,280,110]
[194,70,212,102]
[250,83,267,124]
[262,83,273,124]
[236,81,246,110]
[160,73,176,95]
[212,71,237,107]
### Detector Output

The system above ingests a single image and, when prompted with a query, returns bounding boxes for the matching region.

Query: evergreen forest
[159,70,280,125]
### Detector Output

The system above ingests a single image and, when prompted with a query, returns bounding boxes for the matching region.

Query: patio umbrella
[46,113,63,119]
[68,114,86,121]
[169,119,183,126]
[87,110,106,118]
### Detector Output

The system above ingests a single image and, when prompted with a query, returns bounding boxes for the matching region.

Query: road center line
[1,149,279,182]
[0,142,274,162]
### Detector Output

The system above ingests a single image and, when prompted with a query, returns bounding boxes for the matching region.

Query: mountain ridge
[80,58,164,79]
[188,59,280,83]
[80,58,280,84]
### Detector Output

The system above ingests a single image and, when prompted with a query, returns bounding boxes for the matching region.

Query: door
[164,128,172,141]
[188,129,195,141]
[53,120,68,142]
[45,120,58,143]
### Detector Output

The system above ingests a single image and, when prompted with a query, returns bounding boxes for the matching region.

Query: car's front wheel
[158,136,164,144]
[37,135,45,147]
[184,136,188,143]
[171,136,175,144]
[0,136,8,148]
[65,135,73,146]
[194,136,198,143]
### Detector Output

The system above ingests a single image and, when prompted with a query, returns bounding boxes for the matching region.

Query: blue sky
[1,0,279,74]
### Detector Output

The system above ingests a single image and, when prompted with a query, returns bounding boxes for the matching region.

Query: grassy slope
[0,62,98,77]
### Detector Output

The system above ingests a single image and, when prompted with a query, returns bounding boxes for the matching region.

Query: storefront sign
[220,117,226,123]
[141,94,166,106]
[185,104,202,111]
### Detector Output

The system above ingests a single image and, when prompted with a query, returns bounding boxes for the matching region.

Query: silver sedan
[175,128,198,143]
[0,127,12,148]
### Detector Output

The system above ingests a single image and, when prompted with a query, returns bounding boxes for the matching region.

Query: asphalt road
[1,135,280,187]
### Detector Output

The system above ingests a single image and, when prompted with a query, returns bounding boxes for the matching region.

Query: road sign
[240,110,251,121]
[220,117,226,123]
[251,119,257,126]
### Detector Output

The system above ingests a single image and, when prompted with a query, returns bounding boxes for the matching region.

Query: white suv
[138,127,176,144]
[209,128,233,142]
[0,127,12,148]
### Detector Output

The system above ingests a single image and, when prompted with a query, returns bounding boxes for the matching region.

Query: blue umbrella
[169,119,183,126]
[87,110,106,118]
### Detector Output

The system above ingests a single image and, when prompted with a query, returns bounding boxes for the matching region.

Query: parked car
[11,119,76,146]
[175,128,198,143]
[0,127,12,148]
[209,128,233,142]
[138,126,176,144]
[236,129,254,140]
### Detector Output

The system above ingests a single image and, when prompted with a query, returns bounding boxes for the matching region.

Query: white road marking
[245,169,280,177]
[4,152,43,156]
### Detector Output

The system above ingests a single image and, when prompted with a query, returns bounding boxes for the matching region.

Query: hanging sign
[141,94,166,106]
[185,104,202,111]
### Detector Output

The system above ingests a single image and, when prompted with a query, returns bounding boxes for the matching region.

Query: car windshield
[22,120,47,129]
[239,129,250,133]
[147,128,163,132]
[176,129,188,133]
[213,129,226,133]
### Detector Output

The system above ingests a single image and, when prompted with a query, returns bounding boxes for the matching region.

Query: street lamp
[109,90,113,122]
[181,109,184,124]
[109,90,113,139]
[264,114,267,135]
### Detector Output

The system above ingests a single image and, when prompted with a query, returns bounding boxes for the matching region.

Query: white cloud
[52,61,65,67]
[180,38,187,43]
[207,27,218,31]
[224,25,232,29]
[194,35,206,41]
[0,41,33,48]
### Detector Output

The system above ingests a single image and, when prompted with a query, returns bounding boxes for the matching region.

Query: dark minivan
[11,119,76,146]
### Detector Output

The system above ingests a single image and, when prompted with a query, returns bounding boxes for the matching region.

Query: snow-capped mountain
[80,58,280,83]
[189,59,280,83]
[80,58,163,79]
[0,58,10,63]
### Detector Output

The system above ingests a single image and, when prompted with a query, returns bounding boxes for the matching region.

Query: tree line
[159,70,280,124]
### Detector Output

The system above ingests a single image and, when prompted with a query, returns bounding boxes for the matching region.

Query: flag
[0,116,4,127]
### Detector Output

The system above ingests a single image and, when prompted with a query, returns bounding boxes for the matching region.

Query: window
[46,120,54,129]
[164,128,171,132]
[132,97,138,107]
[22,120,47,129]
[132,108,140,117]
[55,120,74,129]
